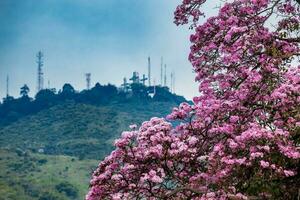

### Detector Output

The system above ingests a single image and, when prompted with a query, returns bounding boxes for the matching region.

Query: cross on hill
[140,74,148,85]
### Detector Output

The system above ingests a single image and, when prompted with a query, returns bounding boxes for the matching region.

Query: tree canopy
[0,83,184,126]
[20,84,30,97]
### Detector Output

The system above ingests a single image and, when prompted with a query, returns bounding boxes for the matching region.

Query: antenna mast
[164,64,167,87]
[6,75,9,97]
[122,77,130,92]
[148,57,151,86]
[160,57,163,86]
[173,72,175,94]
[171,72,173,93]
[85,73,91,90]
[153,79,156,96]
[36,51,44,92]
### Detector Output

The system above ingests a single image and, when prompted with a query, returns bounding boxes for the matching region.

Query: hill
[0,83,186,126]
[0,100,178,160]
[0,149,97,200]
[0,88,186,199]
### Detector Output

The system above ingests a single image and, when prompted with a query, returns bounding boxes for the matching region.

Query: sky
[0,0,219,100]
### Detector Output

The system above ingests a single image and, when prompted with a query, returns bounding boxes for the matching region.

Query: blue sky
[0,0,219,100]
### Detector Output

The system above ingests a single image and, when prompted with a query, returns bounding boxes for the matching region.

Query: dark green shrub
[38,159,48,165]
[55,182,78,198]
[39,192,59,200]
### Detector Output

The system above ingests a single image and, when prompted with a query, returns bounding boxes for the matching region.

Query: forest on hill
[0,82,186,200]
[0,82,186,126]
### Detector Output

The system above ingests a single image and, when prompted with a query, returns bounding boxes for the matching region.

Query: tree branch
[276,37,300,43]
[166,186,204,197]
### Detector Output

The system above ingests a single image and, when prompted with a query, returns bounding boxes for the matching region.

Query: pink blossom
[129,124,137,129]
[87,1,300,199]
[260,160,270,168]
[230,116,239,123]
[283,170,295,177]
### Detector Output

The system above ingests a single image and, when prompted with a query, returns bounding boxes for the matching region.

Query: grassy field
[0,149,98,200]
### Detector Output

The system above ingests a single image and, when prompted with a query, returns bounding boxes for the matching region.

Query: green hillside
[0,100,176,159]
[0,100,179,199]
[0,149,97,200]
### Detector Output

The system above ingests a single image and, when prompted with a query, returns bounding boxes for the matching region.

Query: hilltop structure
[85,73,91,90]
[1,56,176,100]
[6,75,9,97]
[119,57,176,98]
[36,51,44,93]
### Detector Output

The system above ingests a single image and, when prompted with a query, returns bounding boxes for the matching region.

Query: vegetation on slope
[0,149,98,200]
[0,82,185,126]
[0,81,187,199]
[0,100,177,160]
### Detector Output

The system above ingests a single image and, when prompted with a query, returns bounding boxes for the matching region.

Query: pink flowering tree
[87,0,300,199]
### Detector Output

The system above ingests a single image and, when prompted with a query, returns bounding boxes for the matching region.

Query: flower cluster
[87,0,300,199]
